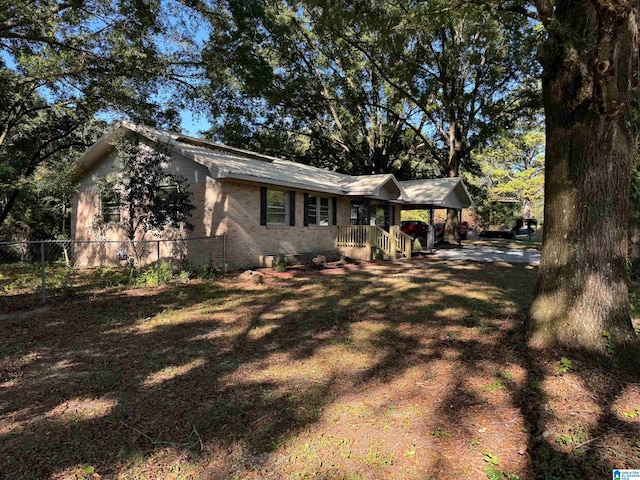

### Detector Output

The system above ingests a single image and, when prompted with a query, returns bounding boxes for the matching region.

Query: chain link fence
[0,236,226,313]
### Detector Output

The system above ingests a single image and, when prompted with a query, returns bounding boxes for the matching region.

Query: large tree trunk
[529,0,639,355]
[444,120,463,244]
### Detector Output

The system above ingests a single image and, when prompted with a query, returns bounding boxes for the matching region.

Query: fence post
[157,240,161,283]
[223,233,227,272]
[40,240,46,305]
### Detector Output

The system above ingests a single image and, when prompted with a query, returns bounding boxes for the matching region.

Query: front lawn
[1,260,638,479]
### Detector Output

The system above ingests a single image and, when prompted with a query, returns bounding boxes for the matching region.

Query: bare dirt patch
[1,260,638,479]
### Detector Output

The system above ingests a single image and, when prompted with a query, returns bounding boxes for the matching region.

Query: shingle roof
[74,122,473,208]
[400,178,475,209]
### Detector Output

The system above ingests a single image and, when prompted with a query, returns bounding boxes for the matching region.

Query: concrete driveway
[432,244,540,265]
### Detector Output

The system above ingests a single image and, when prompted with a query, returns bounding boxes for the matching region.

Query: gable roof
[74,122,473,208]
[400,178,475,209]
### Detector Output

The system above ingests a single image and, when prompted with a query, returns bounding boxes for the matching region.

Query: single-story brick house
[71,122,474,270]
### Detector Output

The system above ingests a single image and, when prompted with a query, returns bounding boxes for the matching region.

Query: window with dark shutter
[304,193,309,226]
[332,197,337,225]
[289,191,296,226]
[260,187,267,225]
[262,188,291,225]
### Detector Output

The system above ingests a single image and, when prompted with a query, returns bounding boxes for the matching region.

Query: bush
[274,253,287,272]
[133,261,175,287]
[180,258,222,280]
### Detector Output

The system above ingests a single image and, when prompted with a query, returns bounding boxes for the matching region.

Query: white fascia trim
[72,122,130,182]
[360,174,411,202]
[441,180,474,209]
[459,180,476,209]
[386,174,411,202]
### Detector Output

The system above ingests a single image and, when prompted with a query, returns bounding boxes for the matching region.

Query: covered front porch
[334,178,475,261]
[335,224,414,261]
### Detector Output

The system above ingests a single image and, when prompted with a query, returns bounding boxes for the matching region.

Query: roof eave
[222,171,347,195]
[71,122,130,182]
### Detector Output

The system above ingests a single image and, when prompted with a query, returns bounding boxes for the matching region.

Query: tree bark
[528,0,640,355]
[444,120,463,244]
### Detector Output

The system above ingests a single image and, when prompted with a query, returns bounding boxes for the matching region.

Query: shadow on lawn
[0,260,638,479]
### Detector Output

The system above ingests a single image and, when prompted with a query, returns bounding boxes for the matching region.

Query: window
[266,189,288,225]
[260,188,295,226]
[307,196,330,226]
[156,183,179,202]
[100,190,120,223]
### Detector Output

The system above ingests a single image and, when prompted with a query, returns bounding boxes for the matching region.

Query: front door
[350,198,370,226]
[351,198,390,230]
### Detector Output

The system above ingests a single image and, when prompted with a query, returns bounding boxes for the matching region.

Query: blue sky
[1,3,213,139]
[180,111,211,137]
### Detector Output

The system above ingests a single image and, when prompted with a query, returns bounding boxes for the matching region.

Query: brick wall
[223,180,349,270]
[71,179,226,268]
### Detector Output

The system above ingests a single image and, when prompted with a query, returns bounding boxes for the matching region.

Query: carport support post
[40,240,46,305]
[429,208,435,252]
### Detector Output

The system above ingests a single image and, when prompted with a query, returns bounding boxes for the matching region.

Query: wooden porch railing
[336,225,371,247]
[390,226,413,259]
[375,227,392,255]
[336,225,413,260]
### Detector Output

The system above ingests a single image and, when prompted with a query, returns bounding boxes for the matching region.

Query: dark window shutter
[289,190,296,226]
[260,186,267,225]
[332,197,338,225]
[303,193,309,226]
[390,204,395,226]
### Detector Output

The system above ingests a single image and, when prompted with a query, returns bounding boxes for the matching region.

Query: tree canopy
[97,138,195,248]
[0,0,205,238]
[201,0,539,180]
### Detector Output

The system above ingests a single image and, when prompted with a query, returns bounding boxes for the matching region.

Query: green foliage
[96,138,195,254]
[558,357,574,374]
[0,0,204,239]
[202,262,223,280]
[133,261,175,287]
[274,253,288,272]
[483,379,507,391]
[482,449,500,465]
[532,443,602,480]
[429,425,451,438]
[484,465,502,480]
[555,432,586,447]
[482,450,518,480]
[602,331,615,355]
[201,1,538,179]
[468,121,545,227]
[401,210,430,223]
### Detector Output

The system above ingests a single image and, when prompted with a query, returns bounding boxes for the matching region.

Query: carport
[398,177,476,249]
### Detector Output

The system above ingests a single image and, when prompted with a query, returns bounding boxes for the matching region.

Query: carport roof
[399,178,475,209]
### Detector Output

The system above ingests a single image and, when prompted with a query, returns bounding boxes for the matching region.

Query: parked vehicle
[434,221,469,240]
[400,220,429,240]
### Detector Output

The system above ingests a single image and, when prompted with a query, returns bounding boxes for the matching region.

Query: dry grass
[1,258,639,479]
